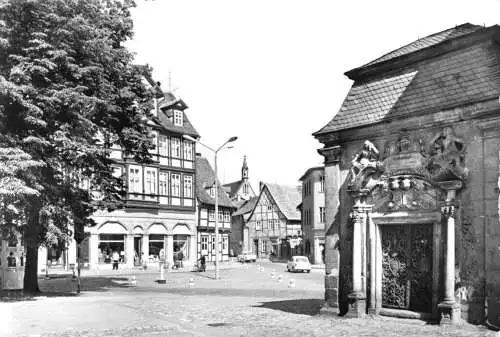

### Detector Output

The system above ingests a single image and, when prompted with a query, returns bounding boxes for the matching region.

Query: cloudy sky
[127,0,500,191]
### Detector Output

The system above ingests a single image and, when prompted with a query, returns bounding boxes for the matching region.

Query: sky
[127,0,500,191]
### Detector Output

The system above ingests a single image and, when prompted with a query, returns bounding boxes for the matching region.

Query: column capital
[318,146,342,165]
[440,202,458,217]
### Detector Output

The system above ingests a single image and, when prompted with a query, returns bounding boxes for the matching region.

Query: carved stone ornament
[425,127,468,182]
[348,140,384,191]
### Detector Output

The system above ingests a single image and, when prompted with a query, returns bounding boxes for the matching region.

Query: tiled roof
[195,157,236,209]
[362,23,483,68]
[263,183,301,221]
[233,197,259,216]
[223,180,243,196]
[155,106,199,138]
[315,27,500,135]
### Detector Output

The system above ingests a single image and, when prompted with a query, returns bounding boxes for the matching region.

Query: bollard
[188,277,194,287]
[288,279,295,288]
[130,275,137,286]
[277,274,283,283]
[158,262,166,284]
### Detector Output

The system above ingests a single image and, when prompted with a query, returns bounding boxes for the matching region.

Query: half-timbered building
[195,155,236,262]
[247,183,301,259]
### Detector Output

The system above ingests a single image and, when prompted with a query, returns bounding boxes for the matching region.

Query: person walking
[112,250,120,270]
[178,251,184,269]
[200,255,206,272]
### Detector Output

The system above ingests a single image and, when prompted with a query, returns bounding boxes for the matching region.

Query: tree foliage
[0,0,154,292]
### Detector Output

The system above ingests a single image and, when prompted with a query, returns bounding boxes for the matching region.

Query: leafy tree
[0,0,154,293]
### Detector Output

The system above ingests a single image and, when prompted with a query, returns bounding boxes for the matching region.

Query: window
[149,131,157,153]
[209,210,215,221]
[144,168,157,195]
[243,183,248,194]
[158,135,168,157]
[256,221,261,230]
[320,176,325,193]
[128,166,142,193]
[173,234,189,261]
[209,187,215,198]
[211,236,216,250]
[260,240,266,253]
[171,137,181,158]
[201,235,208,250]
[171,173,180,197]
[320,207,325,223]
[174,110,183,126]
[267,205,272,211]
[218,210,223,222]
[159,172,168,196]
[183,140,193,161]
[98,234,125,264]
[183,175,193,198]
[149,234,165,261]
[223,211,230,222]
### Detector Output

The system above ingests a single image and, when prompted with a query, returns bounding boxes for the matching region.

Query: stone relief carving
[425,127,468,182]
[348,140,383,191]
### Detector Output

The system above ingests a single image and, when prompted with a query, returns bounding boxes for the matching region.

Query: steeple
[241,155,248,181]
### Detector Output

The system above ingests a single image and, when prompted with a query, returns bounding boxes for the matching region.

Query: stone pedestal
[438,302,461,324]
[345,292,367,318]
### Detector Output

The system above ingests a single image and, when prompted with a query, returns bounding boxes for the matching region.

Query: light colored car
[287,256,311,273]
[237,251,257,262]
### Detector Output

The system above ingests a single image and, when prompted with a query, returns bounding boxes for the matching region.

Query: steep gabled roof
[298,166,324,181]
[361,23,483,69]
[223,180,243,196]
[195,157,236,209]
[261,183,301,221]
[155,108,199,137]
[233,197,259,216]
[314,23,500,136]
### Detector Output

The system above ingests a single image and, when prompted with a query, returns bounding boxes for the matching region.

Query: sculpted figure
[349,140,382,190]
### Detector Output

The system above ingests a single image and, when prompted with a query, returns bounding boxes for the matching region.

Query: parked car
[237,251,257,262]
[287,256,311,273]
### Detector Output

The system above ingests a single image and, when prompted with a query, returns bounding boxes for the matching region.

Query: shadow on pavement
[0,276,135,302]
[253,298,324,316]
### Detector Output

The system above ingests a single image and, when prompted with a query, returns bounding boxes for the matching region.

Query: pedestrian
[200,255,206,272]
[112,250,120,270]
[178,251,184,268]
[7,252,16,267]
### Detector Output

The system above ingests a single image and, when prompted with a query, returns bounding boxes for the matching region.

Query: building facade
[299,167,325,265]
[314,23,500,326]
[230,197,259,256]
[247,183,301,259]
[195,156,236,262]
[81,89,200,270]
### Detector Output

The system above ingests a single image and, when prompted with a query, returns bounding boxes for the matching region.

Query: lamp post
[183,135,237,280]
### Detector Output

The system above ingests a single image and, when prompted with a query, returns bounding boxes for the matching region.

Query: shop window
[173,234,189,261]
[149,234,165,262]
[98,234,125,264]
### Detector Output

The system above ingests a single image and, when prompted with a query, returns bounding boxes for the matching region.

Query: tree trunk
[23,204,41,294]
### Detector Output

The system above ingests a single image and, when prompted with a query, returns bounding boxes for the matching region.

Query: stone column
[438,190,460,324]
[368,213,378,314]
[345,198,368,318]
[125,234,134,268]
[317,146,342,315]
[189,233,197,267]
[142,234,149,265]
[89,233,99,270]
[166,235,174,266]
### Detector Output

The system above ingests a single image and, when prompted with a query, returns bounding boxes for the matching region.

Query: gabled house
[229,196,259,256]
[195,155,236,262]
[246,183,301,259]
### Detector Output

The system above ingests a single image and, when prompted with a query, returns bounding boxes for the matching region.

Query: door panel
[381,224,433,312]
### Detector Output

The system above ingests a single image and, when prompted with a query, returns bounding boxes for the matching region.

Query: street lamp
[183,135,237,280]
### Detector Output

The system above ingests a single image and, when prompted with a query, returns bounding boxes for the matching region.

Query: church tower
[241,155,249,181]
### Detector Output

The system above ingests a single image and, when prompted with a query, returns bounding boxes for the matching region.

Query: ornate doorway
[381,224,433,313]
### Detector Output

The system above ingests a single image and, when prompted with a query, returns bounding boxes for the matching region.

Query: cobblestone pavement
[2,261,497,337]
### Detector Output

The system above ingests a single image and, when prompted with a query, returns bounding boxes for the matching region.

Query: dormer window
[174,110,183,126]
[210,187,216,198]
